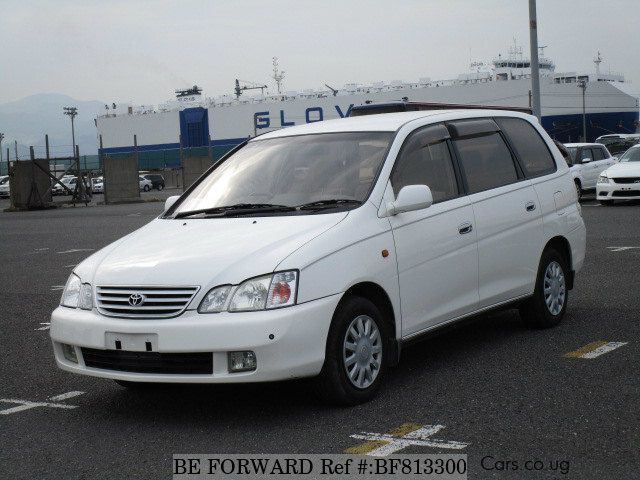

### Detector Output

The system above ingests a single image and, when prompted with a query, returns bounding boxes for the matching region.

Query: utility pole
[528,0,541,120]
[578,80,587,141]
[0,133,4,175]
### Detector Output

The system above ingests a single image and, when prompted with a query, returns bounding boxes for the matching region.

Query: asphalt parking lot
[0,193,638,479]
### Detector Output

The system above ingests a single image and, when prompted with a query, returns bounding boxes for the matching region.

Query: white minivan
[50,110,586,404]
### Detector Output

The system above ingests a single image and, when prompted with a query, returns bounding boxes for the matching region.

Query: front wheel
[519,248,569,328]
[157,184,164,191]
[143,185,150,192]
[314,296,389,405]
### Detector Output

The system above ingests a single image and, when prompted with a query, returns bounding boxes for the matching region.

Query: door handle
[458,222,473,235]
[525,201,536,212]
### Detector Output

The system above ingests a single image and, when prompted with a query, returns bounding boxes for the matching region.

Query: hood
[76,213,347,289]
[605,162,640,178]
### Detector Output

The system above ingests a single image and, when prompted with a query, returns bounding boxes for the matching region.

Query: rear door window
[495,117,556,177]
[453,132,518,194]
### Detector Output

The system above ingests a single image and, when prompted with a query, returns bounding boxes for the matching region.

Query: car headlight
[198,285,232,313]
[199,271,298,313]
[61,273,93,310]
[598,175,610,184]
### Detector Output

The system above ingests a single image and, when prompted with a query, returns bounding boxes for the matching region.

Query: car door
[579,147,597,188]
[387,124,479,337]
[449,118,543,308]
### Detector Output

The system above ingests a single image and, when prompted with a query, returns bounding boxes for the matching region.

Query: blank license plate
[105,332,158,352]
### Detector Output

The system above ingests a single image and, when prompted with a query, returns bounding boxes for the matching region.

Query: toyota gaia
[50,110,586,404]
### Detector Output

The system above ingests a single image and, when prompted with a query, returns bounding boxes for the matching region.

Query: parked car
[595,133,640,156]
[139,176,153,192]
[143,173,165,190]
[52,176,77,196]
[564,143,617,199]
[596,144,640,205]
[91,177,104,194]
[50,110,585,405]
[0,175,9,198]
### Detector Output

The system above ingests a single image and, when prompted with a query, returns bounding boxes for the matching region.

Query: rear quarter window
[495,117,557,178]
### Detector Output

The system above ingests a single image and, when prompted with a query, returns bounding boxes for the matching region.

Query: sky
[1,0,639,105]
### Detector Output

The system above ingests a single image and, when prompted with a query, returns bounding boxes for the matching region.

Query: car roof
[253,109,538,140]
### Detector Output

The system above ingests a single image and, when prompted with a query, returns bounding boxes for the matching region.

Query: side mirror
[164,195,180,212]
[388,185,433,215]
[581,157,592,163]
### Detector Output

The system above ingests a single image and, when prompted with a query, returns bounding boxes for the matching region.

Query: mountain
[0,93,105,158]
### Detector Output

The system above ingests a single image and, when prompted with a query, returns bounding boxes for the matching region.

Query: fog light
[228,351,257,372]
[61,343,78,363]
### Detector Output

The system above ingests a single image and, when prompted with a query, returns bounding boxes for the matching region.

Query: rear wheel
[157,184,164,191]
[599,199,614,206]
[314,296,389,405]
[519,248,569,328]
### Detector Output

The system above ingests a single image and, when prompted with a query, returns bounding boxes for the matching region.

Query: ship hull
[97,78,639,166]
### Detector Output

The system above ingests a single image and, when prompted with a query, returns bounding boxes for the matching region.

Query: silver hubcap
[544,261,566,315]
[343,315,382,389]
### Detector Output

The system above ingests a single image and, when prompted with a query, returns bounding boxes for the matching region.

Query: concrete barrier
[182,155,212,190]
[104,155,141,204]
[9,160,53,209]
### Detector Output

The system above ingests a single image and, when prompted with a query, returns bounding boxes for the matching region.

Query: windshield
[619,147,640,163]
[173,132,393,216]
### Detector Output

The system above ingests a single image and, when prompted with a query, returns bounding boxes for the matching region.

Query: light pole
[0,133,5,175]
[578,81,587,141]
[528,0,541,120]
[63,106,86,200]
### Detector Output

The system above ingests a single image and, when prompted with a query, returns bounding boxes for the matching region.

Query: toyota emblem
[128,293,145,307]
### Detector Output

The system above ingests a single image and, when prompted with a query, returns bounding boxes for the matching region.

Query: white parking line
[348,424,468,456]
[56,248,94,254]
[50,285,64,291]
[63,264,77,268]
[48,391,84,401]
[581,342,628,359]
[607,246,640,252]
[0,391,85,415]
[34,323,50,331]
[565,341,628,359]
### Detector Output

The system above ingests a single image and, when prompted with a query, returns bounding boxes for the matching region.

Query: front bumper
[596,181,640,200]
[50,294,341,383]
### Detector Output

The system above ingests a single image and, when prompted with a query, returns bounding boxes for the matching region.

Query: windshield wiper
[297,199,362,211]
[174,203,295,219]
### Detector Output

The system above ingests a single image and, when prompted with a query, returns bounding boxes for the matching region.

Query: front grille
[96,286,199,318]
[612,177,640,184]
[612,190,640,197]
[81,348,213,374]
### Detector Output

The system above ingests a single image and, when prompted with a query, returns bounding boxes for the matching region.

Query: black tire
[519,248,569,329]
[599,199,614,206]
[313,296,390,405]
[574,180,582,201]
[143,185,150,192]
[157,184,164,191]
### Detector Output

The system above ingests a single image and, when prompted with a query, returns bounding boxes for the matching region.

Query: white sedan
[596,144,640,205]
[564,143,616,199]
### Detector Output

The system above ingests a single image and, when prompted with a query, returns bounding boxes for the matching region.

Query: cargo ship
[96,47,639,167]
